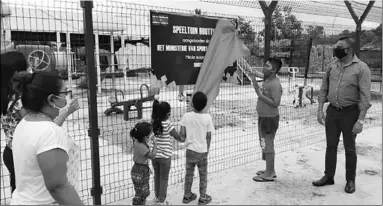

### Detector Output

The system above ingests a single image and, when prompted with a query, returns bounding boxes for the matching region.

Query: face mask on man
[334,47,348,59]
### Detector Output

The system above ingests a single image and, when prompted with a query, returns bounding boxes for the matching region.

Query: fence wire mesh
[200,0,383,24]
[0,0,381,205]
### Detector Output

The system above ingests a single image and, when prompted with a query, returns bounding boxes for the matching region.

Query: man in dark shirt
[313,36,371,194]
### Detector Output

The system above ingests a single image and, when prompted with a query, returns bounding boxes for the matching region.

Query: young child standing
[179,92,214,205]
[251,58,283,182]
[151,100,183,205]
[130,122,157,205]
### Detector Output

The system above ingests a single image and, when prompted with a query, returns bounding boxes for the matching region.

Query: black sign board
[150,10,219,85]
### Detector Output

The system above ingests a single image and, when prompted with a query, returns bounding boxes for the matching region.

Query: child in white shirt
[179,91,214,205]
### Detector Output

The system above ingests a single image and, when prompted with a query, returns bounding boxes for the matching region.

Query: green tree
[338,26,379,46]
[372,24,382,37]
[237,17,256,45]
[306,25,325,38]
[361,30,377,45]
[259,5,303,40]
[236,17,257,55]
[341,29,351,36]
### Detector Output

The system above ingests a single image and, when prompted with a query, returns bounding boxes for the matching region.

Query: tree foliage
[236,16,258,55]
[259,5,303,40]
[237,16,256,45]
[332,24,382,46]
[306,25,325,39]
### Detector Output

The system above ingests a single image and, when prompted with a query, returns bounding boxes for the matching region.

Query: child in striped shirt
[151,99,183,205]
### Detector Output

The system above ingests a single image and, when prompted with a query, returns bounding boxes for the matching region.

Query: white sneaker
[152,201,171,205]
[152,197,159,203]
[158,200,171,205]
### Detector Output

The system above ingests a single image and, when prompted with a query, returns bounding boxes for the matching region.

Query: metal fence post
[80,1,103,205]
[303,37,313,86]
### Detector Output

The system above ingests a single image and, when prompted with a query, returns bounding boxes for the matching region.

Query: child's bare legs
[255,116,279,181]
[259,137,276,179]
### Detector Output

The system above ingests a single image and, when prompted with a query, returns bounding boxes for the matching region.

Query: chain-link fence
[1,0,381,205]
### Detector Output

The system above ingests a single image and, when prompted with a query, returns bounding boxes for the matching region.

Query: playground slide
[193,19,250,113]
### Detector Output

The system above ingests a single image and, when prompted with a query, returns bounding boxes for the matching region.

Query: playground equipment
[76,47,114,89]
[1,5,77,91]
[74,29,150,92]
[92,29,124,93]
[287,67,316,108]
[291,85,315,108]
[236,60,315,108]
[288,67,300,92]
[15,45,55,72]
[104,84,160,120]
[236,57,263,85]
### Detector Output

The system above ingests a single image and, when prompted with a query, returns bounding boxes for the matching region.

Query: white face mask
[53,95,68,111]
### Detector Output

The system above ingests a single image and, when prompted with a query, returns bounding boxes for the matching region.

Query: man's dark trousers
[324,104,359,181]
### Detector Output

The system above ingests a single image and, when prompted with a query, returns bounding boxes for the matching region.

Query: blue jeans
[152,158,171,202]
[184,149,208,197]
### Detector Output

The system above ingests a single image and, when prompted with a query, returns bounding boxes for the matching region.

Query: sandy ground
[115,126,382,205]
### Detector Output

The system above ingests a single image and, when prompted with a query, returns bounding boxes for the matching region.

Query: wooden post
[259,0,278,63]
[344,0,375,57]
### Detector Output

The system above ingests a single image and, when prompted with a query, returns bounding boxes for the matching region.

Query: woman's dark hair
[130,122,152,143]
[1,51,28,115]
[151,100,171,136]
[12,71,63,112]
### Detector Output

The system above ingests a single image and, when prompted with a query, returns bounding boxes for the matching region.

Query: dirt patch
[362,169,381,176]
[297,154,310,169]
[337,143,381,157]
[146,127,383,206]
[356,145,380,156]
[312,192,326,197]
[211,112,245,129]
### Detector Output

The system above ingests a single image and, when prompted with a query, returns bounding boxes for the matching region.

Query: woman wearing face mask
[1,58,80,195]
[10,71,83,205]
